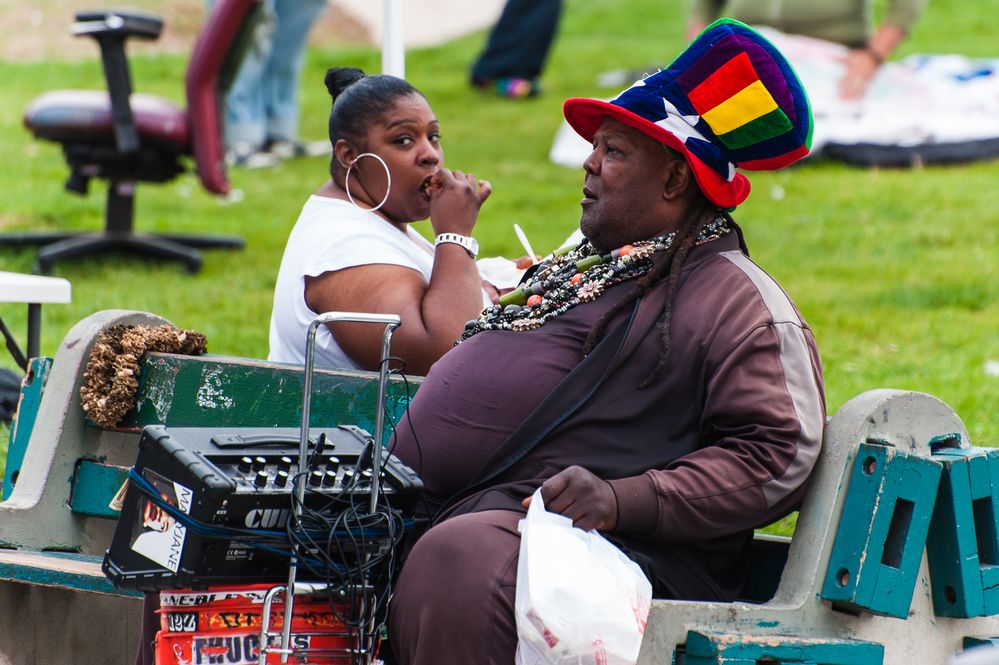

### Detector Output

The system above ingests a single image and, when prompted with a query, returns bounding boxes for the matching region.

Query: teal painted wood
[3,357,52,499]
[820,442,943,618]
[869,446,944,612]
[927,449,984,617]
[120,354,420,445]
[69,460,128,519]
[0,550,140,598]
[980,453,999,617]
[683,630,885,664]
[821,445,890,612]
[927,447,999,618]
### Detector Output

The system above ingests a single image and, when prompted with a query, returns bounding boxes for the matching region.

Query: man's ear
[662,158,694,201]
[333,139,357,171]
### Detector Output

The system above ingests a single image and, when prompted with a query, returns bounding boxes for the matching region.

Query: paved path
[4,0,503,62]
[334,0,504,48]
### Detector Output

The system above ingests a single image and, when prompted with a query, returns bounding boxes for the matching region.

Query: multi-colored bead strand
[459,237,663,340]
[459,215,731,342]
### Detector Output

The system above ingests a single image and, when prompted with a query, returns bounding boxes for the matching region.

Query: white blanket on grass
[550,29,999,167]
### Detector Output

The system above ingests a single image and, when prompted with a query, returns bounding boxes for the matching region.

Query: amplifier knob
[238,456,253,473]
[252,456,267,472]
[274,469,290,488]
[309,469,324,487]
[254,471,269,488]
[325,455,340,470]
[323,469,338,488]
[278,456,293,472]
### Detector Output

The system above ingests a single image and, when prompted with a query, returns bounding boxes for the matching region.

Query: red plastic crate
[156,584,359,664]
[156,629,357,664]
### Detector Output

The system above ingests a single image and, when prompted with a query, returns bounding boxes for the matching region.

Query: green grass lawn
[0,0,997,474]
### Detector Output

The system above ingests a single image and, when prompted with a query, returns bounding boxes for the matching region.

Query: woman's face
[353,92,443,223]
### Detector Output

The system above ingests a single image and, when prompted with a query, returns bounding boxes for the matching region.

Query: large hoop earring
[345,152,391,212]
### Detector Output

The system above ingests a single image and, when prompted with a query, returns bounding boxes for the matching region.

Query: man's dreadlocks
[581,205,726,388]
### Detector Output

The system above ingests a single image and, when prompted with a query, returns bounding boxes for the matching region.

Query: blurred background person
[687,0,928,99]
[213,0,332,167]
[470,0,563,99]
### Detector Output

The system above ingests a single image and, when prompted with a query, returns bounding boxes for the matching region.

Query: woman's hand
[428,168,492,237]
[523,465,619,532]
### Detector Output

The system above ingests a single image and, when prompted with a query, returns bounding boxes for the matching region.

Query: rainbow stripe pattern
[612,19,812,180]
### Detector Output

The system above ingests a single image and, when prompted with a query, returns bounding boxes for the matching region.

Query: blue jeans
[212,0,329,148]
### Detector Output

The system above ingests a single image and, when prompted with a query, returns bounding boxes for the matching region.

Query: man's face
[579,118,678,252]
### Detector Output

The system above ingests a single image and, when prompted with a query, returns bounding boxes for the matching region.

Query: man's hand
[838,48,880,100]
[482,280,501,305]
[522,465,618,532]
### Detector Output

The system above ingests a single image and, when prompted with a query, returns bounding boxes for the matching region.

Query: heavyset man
[388,19,825,665]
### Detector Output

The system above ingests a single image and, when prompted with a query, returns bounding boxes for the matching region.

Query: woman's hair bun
[325,67,366,101]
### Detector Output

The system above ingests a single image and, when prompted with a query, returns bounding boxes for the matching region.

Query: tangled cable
[125,356,422,665]
[288,464,407,662]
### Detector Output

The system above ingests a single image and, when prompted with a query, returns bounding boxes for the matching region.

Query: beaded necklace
[459,214,732,342]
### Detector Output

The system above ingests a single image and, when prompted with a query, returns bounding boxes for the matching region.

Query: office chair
[16,0,263,273]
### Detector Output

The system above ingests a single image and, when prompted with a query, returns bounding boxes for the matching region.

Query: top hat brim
[563,97,751,209]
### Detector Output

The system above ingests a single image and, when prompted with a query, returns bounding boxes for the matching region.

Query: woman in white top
[269,67,492,375]
[134,68,494,665]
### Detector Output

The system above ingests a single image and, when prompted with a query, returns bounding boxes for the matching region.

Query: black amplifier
[103,425,423,592]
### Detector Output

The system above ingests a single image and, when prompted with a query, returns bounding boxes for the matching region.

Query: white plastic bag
[514,489,653,665]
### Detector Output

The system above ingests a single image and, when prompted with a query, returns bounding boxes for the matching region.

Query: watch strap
[435,233,479,259]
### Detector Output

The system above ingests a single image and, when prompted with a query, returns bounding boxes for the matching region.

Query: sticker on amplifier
[129,469,193,573]
[161,589,270,607]
[166,611,199,633]
[175,633,310,665]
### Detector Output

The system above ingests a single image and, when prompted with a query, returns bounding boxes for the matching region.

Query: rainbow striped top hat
[563,19,813,209]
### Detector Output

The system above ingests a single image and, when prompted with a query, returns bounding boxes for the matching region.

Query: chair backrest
[185,0,263,195]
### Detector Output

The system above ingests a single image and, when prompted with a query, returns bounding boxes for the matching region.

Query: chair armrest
[70,9,164,155]
[72,9,163,41]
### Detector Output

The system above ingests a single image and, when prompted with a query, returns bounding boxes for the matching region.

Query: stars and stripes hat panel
[563,18,813,209]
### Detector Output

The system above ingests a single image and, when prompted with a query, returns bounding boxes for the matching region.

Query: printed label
[129,469,193,573]
[167,612,198,633]
[244,508,290,529]
[186,633,310,665]
[161,590,270,607]
[526,608,559,648]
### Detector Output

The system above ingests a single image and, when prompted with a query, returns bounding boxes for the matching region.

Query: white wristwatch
[435,233,479,259]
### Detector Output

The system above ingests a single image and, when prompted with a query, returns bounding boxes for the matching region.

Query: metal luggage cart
[258,312,401,665]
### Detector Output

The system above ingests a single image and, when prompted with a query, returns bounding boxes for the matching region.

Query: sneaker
[471,77,540,99]
[225,142,280,169]
[265,138,333,160]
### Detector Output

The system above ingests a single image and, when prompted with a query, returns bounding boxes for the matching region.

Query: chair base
[0,179,245,274]
[0,231,244,274]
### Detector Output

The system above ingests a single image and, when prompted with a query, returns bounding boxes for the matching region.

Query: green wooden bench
[0,310,420,664]
[1,309,997,665]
